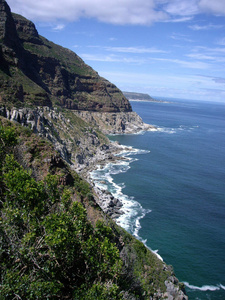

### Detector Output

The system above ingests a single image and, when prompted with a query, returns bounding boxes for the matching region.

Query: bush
[0,125,123,299]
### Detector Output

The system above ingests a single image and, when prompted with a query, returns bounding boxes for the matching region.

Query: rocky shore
[83,141,189,300]
[0,106,189,299]
[0,105,150,221]
[0,1,188,296]
[81,142,135,221]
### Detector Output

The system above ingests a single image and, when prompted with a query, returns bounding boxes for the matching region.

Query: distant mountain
[0,0,131,112]
[123,91,171,103]
[123,91,154,101]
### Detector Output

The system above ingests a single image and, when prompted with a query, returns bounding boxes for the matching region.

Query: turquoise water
[91,98,225,299]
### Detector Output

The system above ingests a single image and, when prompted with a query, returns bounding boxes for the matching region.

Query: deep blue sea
[91,98,225,299]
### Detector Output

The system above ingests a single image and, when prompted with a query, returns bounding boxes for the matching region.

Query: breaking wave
[184,282,225,292]
[156,125,199,134]
[90,145,154,251]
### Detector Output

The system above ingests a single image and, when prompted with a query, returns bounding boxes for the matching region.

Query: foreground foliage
[0,120,177,299]
[0,124,123,299]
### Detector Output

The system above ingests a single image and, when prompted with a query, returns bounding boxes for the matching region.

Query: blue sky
[8,0,225,102]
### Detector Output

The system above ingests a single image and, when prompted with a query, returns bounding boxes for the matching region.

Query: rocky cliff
[0,115,188,300]
[0,1,188,298]
[73,110,156,134]
[0,0,155,174]
[0,0,131,112]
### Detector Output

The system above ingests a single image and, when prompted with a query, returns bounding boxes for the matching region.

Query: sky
[7,0,225,102]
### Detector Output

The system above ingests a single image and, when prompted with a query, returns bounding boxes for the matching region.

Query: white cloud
[98,70,225,101]
[187,53,225,63]
[52,24,65,31]
[7,0,225,26]
[217,38,225,46]
[81,53,147,64]
[7,0,167,25]
[199,0,225,15]
[152,57,210,69]
[189,24,224,31]
[164,16,193,22]
[192,46,225,55]
[170,33,193,42]
[161,0,225,17]
[162,0,199,16]
[104,46,167,54]
[197,75,225,84]
[81,47,211,69]
[109,37,117,41]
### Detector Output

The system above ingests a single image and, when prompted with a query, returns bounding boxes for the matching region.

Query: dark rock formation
[0,0,20,50]
[0,0,132,112]
[0,2,188,298]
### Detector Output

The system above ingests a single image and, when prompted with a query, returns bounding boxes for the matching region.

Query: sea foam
[90,145,152,241]
[156,124,198,135]
[184,282,222,291]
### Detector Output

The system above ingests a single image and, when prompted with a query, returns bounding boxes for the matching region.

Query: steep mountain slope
[0,117,188,299]
[0,1,188,298]
[0,0,155,171]
[0,0,131,112]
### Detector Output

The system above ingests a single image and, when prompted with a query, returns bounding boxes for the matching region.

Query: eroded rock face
[0,106,114,169]
[13,13,40,43]
[0,0,132,112]
[0,0,20,49]
[73,110,157,134]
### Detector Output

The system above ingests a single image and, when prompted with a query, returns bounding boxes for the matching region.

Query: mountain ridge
[123,91,155,101]
[0,0,131,112]
[0,1,188,298]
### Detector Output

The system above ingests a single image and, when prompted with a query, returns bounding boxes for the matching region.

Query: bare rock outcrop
[73,110,156,134]
[0,0,132,112]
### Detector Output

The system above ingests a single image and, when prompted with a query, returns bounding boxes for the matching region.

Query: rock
[0,0,20,50]
[73,111,156,134]
[99,180,107,184]
[0,1,132,112]
[164,279,188,300]
[114,198,123,207]
[100,144,109,150]
[108,200,115,207]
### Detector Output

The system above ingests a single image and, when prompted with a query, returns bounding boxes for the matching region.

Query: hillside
[0,0,131,112]
[123,92,155,101]
[0,116,187,300]
[0,0,188,299]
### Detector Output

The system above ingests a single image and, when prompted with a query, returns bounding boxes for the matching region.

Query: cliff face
[0,0,131,112]
[0,116,188,300]
[0,1,188,298]
[73,110,156,134]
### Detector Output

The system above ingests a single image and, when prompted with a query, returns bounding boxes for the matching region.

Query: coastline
[84,138,189,300]
[78,120,157,222]
[85,139,165,262]
[82,141,134,220]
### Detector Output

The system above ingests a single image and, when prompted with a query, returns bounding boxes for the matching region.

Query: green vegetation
[0,124,123,299]
[1,7,131,112]
[0,1,186,297]
[0,119,175,299]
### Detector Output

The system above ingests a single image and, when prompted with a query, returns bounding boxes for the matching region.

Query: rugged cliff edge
[0,116,188,300]
[0,1,188,298]
[0,0,131,112]
[73,110,156,134]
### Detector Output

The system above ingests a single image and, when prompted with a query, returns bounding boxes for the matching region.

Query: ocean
[90,98,225,299]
